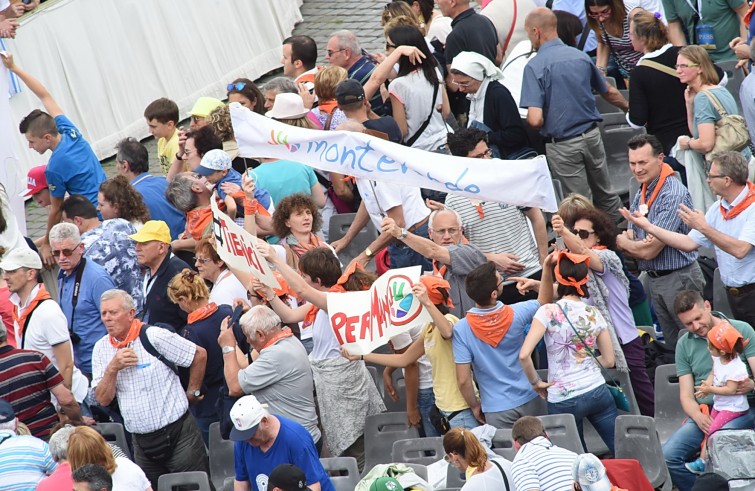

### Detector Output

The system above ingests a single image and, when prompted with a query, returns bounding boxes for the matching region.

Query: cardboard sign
[230,104,558,212]
[327,266,432,355]
[210,198,280,289]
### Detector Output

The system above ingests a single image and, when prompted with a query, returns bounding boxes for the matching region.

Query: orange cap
[419,275,454,308]
[708,321,749,353]
[554,250,591,296]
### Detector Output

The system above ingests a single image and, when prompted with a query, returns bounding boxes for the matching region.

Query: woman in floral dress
[518,251,617,454]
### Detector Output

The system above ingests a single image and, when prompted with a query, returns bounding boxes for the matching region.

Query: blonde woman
[311,66,349,130]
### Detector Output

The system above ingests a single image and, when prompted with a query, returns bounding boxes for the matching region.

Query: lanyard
[684,0,702,20]
[68,258,86,343]
[143,269,159,299]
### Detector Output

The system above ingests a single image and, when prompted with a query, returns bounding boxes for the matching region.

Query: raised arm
[1,53,63,117]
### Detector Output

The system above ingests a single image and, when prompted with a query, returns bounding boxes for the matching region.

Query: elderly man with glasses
[50,222,115,379]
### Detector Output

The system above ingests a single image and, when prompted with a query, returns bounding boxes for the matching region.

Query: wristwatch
[187,389,201,397]
[222,345,236,354]
[175,152,184,161]
[364,247,373,258]
[397,228,408,240]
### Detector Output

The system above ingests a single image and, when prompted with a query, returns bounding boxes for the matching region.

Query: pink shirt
[35,461,73,491]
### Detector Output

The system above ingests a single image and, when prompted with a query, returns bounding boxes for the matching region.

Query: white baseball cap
[573,453,613,491]
[195,149,232,176]
[229,395,269,441]
[0,248,42,271]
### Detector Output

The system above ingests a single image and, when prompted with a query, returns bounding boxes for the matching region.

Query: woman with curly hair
[270,193,335,271]
[98,175,150,227]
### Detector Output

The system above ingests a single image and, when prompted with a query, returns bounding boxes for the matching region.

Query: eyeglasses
[497,277,505,289]
[706,173,727,179]
[431,227,460,236]
[470,148,492,159]
[571,228,595,239]
[674,63,699,69]
[51,243,81,257]
[450,79,472,88]
[327,48,347,57]
[184,148,194,156]
[587,7,611,18]
[385,42,397,50]
[227,82,247,92]
[195,257,213,264]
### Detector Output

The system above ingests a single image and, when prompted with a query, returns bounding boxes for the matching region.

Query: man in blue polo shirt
[229,395,335,491]
[519,8,626,224]
[452,260,553,428]
[2,53,106,268]
[114,137,186,240]
[50,223,115,378]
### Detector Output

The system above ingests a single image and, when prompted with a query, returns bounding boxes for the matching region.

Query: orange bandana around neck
[720,181,755,220]
[466,304,514,348]
[554,251,591,295]
[639,163,674,216]
[12,284,51,342]
[260,328,294,351]
[109,319,145,349]
[187,302,218,324]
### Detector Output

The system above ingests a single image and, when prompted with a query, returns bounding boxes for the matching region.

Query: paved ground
[23,0,387,240]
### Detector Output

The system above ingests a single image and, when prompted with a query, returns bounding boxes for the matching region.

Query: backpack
[139,323,190,390]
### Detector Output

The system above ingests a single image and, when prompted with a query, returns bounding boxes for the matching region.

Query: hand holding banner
[328,266,431,355]
[210,198,280,289]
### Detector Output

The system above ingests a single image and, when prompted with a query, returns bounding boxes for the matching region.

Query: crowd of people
[3,0,755,489]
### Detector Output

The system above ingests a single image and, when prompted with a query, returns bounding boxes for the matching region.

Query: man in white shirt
[1,248,88,404]
[511,416,578,491]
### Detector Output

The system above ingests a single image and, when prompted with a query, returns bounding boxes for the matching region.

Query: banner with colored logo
[210,197,280,289]
[327,266,431,355]
[230,104,558,211]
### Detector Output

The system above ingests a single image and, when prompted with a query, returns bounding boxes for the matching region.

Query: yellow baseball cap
[190,97,224,118]
[129,220,171,244]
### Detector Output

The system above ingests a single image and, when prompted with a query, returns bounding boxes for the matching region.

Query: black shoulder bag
[67,258,86,345]
[405,82,440,147]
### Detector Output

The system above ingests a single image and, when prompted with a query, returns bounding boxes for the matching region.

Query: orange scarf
[467,304,515,348]
[302,262,366,328]
[720,181,755,220]
[260,327,294,351]
[745,1,755,26]
[185,206,213,240]
[286,233,329,258]
[639,163,674,215]
[554,251,591,295]
[432,237,470,278]
[318,99,339,115]
[11,284,51,343]
[187,302,218,324]
[109,319,144,349]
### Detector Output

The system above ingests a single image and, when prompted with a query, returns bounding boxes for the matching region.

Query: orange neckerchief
[475,203,484,219]
[187,302,218,324]
[318,99,339,115]
[721,181,755,220]
[109,319,144,349]
[286,233,328,259]
[466,304,515,348]
[260,327,294,351]
[639,163,674,215]
[432,237,470,278]
[11,284,51,342]
[303,262,366,328]
[746,1,755,26]
[555,251,591,295]
[592,245,608,250]
[185,206,213,240]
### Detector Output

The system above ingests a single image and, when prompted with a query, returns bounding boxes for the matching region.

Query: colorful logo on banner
[387,274,422,326]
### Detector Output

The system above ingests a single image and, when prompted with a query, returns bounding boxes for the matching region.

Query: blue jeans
[418,388,439,437]
[547,384,617,455]
[388,220,432,272]
[663,407,755,491]
[442,408,481,430]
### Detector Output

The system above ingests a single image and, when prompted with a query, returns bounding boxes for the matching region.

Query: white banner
[230,104,558,211]
[327,266,432,355]
[210,198,280,289]
[1,62,28,235]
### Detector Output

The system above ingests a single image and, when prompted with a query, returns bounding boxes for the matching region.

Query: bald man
[520,8,626,224]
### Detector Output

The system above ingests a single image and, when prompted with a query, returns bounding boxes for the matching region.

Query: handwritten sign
[230,104,558,211]
[210,198,280,289]
[327,266,431,355]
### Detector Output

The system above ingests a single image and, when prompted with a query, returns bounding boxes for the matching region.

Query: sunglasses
[195,257,213,264]
[327,48,347,57]
[386,42,397,50]
[571,228,595,239]
[227,82,246,92]
[52,242,81,257]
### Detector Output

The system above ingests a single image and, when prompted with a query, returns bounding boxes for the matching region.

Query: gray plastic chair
[329,212,378,267]
[654,364,684,444]
[223,476,234,491]
[552,179,565,204]
[363,412,420,474]
[718,60,746,112]
[491,428,518,461]
[538,414,585,454]
[604,368,640,416]
[615,415,672,490]
[157,471,212,491]
[392,437,444,465]
[404,462,429,481]
[595,95,622,114]
[713,268,735,318]
[209,422,235,491]
[366,365,382,395]
[601,125,646,200]
[321,457,360,491]
[94,422,131,460]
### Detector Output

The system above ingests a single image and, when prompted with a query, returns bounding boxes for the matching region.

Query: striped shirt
[0,431,57,490]
[445,195,541,283]
[511,436,577,491]
[347,55,388,116]
[629,175,697,271]
[0,346,64,439]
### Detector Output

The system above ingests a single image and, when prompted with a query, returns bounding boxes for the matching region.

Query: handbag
[428,404,462,435]
[701,89,751,162]
[404,81,440,147]
[556,303,631,412]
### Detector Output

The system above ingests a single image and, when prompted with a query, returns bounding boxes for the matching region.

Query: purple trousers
[622,336,655,416]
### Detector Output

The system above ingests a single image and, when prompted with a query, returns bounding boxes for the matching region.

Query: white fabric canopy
[3,0,304,181]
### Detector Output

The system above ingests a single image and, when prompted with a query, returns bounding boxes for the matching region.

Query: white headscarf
[450,52,504,124]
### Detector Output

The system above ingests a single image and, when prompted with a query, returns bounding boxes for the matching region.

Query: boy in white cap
[194,148,243,221]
